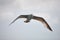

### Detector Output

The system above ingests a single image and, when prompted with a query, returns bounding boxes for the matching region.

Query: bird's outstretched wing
[33,16,53,31]
[9,15,28,25]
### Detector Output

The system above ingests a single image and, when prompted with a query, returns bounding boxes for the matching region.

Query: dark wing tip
[44,21,53,31]
[33,16,53,31]
[9,15,28,26]
[9,16,20,26]
[49,27,53,31]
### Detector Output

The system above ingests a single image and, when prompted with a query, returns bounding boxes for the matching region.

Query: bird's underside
[9,14,53,31]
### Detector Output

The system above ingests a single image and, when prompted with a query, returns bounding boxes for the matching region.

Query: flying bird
[9,14,53,31]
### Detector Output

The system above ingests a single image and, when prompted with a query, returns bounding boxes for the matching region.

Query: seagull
[9,14,53,31]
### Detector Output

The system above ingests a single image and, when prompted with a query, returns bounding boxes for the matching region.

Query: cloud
[0,0,60,40]
[17,0,60,10]
[0,0,15,6]
[0,0,60,25]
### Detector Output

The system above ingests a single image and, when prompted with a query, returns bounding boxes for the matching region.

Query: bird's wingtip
[9,23,11,26]
[49,28,53,31]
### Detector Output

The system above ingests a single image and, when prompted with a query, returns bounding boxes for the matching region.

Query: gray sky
[0,0,60,40]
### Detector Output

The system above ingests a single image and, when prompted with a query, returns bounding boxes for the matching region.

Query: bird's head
[24,21,29,23]
[24,20,30,23]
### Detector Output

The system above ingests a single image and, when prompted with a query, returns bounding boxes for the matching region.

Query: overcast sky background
[0,0,60,40]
